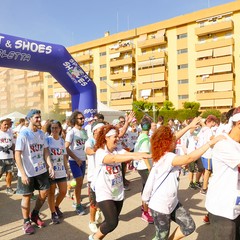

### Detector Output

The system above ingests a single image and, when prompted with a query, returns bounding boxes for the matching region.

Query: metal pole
[149,56,155,122]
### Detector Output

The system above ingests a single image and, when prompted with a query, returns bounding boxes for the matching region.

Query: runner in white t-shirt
[142,118,225,240]
[205,108,240,240]
[88,124,151,240]
[65,110,88,216]
[15,109,54,235]
[46,120,70,224]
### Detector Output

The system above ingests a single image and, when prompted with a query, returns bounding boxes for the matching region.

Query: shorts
[69,160,86,179]
[201,157,212,171]
[0,159,14,177]
[88,182,97,207]
[16,171,50,195]
[188,158,204,173]
[49,177,67,185]
[151,202,196,240]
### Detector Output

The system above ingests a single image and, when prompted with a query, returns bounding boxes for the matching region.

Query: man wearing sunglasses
[65,110,88,216]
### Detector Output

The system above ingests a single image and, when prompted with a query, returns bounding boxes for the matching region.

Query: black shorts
[16,171,50,195]
[49,177,67,185]
[0,159,14,177]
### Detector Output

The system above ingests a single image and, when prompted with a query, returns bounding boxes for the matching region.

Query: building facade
[0,1,239,116]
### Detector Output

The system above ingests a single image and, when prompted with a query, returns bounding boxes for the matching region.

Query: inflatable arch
[0,33,97,121]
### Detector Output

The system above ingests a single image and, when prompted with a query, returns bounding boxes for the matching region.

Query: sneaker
[88,234,94,240]
[55,206,63,218]
[141,211,154,224]
[194,182,202,189]
[30,213,45,228]
[95,210,103,224]
[200,188,207,195]
[6,187,16,195]
[76,204,86,215]
[203,214,210,224]
[189,182,197,190]
[89,222,98,233]
[72,202,77,208]
[51,213,60,224]
[23,221,35,235]
[141,206,152,216]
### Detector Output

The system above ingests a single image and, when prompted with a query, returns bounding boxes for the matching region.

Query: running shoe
[22,221,35,235]
[194,182,202,189]
[76,204,86,215]
[51,213,60,224]
[200,188,207,195]
[55,206,63,218]
[6,187,16,195]
[30,213,45,228]
[141,211,154,224]
[189,182,197,190]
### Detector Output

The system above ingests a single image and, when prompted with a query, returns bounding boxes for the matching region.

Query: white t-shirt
[85,124,93,138]
[65,127,88,161]
[206,133,240,220]
[142,152,181,214]
[93,146,126,202]
[196,126,213,158]
[126,128,139,151]
[46,136,67,179]
[0,130,14,159]
[15,128,47,177]
[85,137,96,182]
[134,133,151,170]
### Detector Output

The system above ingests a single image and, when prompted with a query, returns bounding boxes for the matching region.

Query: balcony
[138,36,167,49]
[196,90,233,100]
[110,98,133,106]
[196,73,233,84]
[196,55,233,68]
[74,54,93,63]
[138,52,165,62]
[195,20,233,37]
[138,80,167,90]
[138,66,166,76]
[195,38,234,52]
[110,71,135,81]
[109,41,135,54]
[110,57,135,68]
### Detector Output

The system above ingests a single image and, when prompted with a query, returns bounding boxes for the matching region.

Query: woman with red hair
[89,124,151,240]
[142,117,225,240]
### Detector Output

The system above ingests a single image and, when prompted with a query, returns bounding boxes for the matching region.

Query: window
[177,64,188,70]
[100,89,107,93]
[101,101,107,105]
[100,76,107,81]
[199,37,206,44]
[100,64,106,69]
[142,50,146,55]
[122,80,126,86]
[177,33,187,39]
[100,52,106,57]
[178,95,189,100]
[213,35,218,41]
[48,85,53,88]
[225,32,232,39]
[177,48,188,54]
[178,79,189,84]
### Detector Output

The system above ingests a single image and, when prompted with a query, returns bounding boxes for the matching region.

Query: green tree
[161,100,175,110]
[201,109,221,119]
[183,101,200,111]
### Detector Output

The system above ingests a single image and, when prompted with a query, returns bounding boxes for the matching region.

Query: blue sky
[0,0,234,47]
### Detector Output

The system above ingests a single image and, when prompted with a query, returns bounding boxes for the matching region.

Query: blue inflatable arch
[0,33,97,121]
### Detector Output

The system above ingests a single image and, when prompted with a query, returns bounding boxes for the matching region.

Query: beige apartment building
[0,0,239,116]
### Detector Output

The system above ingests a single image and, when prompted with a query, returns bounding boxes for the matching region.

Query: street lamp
[149,56,156,122]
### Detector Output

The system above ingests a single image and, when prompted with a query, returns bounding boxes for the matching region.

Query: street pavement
[0,170,213,240]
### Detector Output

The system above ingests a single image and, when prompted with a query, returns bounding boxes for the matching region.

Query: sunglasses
[76,117,85,120]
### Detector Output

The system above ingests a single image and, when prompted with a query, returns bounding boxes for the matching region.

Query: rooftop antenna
[117,12,119,33]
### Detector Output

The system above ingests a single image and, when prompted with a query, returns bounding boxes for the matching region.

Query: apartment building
[0,0,239,116]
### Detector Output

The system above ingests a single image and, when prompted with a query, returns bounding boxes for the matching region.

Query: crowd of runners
[0,107,239,240]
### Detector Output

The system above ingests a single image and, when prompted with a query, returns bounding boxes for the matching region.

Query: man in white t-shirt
[15,109,54,235]
[206,108,240,240]
[65,110,88,216]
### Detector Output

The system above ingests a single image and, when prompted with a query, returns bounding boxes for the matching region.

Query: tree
[183,101,200,111]
[201,109,221,119]
[161,100,175,110]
